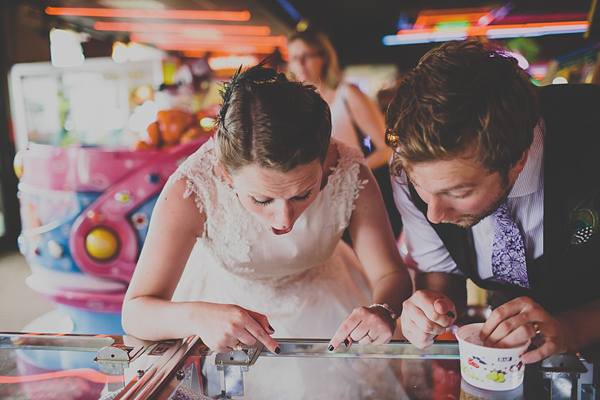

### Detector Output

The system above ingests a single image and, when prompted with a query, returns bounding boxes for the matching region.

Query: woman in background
[287,30,402,239]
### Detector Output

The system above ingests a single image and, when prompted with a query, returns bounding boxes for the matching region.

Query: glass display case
[1,332,597,399]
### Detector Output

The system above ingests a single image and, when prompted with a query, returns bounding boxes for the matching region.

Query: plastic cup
[456,323,529,391]
[460,378,524,399]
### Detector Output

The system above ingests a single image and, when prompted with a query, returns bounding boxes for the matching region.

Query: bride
[122,62,412,356]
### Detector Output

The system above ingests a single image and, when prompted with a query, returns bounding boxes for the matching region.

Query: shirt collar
[508,118,545,198]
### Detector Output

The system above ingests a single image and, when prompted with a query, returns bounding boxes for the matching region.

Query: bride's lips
[271,226,292,235]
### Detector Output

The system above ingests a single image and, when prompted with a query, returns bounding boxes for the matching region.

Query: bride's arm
[350,163,413,320]
[121,178,280,353]
[122,178,204,340]
[329,163,412,349]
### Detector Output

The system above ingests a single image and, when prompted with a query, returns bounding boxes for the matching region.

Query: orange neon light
[418,7,493,16]
[156,43,277,54]
[182,50,272,58]
[94,21,270,36]
[0,368,124,384]
[414,8,493,27]
[182,50,207,58]
[398,20,589,36]
[131,33,287,46]
[46,7,251,21]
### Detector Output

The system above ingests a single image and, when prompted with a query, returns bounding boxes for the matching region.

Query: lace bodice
[171,138,367,285]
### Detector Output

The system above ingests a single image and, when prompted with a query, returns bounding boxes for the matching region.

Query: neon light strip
[415,10,493,27]
[130,33,287,46]
[383,29,467,45]
[46,7,250,21]
[498,13,589,24]
[94,21,270,36]
[276,0,302,22]
[384,21,588,45]
[156,43,277,54]
[486,23,588,38]
[182,50,207,57]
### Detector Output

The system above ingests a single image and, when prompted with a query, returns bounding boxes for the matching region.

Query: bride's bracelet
[369,303,398,329]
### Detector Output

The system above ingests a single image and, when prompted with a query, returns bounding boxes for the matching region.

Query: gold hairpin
[385,129,399,146]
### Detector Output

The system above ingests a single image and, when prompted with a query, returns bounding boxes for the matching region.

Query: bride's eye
[252,197,273,206]
[293,190,312,202]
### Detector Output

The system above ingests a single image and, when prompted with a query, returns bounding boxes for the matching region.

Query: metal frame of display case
[1,332,598,399]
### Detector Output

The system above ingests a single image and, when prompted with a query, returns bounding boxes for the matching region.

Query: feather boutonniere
[568,206,598,245]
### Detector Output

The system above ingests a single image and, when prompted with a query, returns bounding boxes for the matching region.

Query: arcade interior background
[0,0,599,333]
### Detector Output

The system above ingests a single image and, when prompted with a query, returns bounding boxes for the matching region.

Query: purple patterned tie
[491,202,529,288]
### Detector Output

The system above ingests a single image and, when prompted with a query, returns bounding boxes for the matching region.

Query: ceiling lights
[384,7,589,46]
[46,6,287,56]
[45,7,251,21]
[94,21,271,36]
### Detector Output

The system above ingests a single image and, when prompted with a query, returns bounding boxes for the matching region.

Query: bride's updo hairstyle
[215,60,331,175]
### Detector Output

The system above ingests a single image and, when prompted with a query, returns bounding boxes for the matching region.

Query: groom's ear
[508,148,530,184]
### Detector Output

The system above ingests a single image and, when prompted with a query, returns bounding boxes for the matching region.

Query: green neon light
[435,21,469,30]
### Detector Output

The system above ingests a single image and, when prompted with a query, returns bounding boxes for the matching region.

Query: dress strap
[326,141,369,230]
[340,83,372,156]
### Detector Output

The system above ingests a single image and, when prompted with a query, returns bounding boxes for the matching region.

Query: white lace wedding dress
[170,137,373,338]
[170,138,405,399]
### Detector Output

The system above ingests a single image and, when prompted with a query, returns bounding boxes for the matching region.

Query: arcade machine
[9,57,217,335]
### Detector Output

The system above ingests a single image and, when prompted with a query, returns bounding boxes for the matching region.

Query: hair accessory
[218,57,275,124]
[369,303,397,329]
[385,128,399,147]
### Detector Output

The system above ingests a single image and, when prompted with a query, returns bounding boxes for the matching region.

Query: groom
[386,39,600,364]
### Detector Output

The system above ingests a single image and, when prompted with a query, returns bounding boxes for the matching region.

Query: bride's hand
[195,303,280,354]
[328,306,395,351]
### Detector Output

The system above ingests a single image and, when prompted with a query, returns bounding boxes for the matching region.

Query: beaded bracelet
[369,303,398,329]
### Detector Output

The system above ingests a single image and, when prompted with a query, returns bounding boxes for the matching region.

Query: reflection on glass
[0,348,117,400]
[2,334,594,399]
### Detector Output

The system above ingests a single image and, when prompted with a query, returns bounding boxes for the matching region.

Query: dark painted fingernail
[328,345,334,351]
[446,311,455,318]
[344,339,350,347]
[275,347,281,354]
[268,325,274,332]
